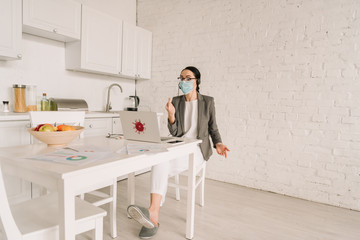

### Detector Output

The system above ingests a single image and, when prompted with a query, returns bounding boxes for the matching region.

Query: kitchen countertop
[0,111,120,121]
[0,111,163,121]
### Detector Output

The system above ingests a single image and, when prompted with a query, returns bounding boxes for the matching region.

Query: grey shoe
[127,205,155,229]
[139,225,159,239]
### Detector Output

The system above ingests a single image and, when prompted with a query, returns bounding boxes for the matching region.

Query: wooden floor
[79,173,360,240]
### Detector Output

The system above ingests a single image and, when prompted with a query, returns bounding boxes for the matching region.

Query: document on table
[125,143,168,155]
[27,145,114,165]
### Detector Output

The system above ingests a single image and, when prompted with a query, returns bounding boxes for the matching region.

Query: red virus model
[133,119,146,134]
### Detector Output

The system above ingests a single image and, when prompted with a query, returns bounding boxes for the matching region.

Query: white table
[0,136,202,240]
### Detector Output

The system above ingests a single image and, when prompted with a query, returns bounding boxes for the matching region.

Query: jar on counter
[26,85,37,111]
[13,84,26,112]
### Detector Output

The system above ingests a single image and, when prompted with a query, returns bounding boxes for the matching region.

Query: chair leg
[199,164,206,207]
[174,174,181,201]
[94,217,104,240]
[109,178,117,238]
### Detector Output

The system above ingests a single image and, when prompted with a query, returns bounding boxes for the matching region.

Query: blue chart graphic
[139,149,150,152]
[66,155,87,161]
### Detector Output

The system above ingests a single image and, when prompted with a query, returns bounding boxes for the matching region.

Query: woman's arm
[166,98,175,124]
[166,97,180,136]
[208,98,222,146]
[208,98,230,158]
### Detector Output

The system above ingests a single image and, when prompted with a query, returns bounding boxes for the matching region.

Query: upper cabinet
[136,27,152,80]
[65,5,123,75]
[0,0,22,60]
[122,23,152,80]
[66,6,152,80]
[22,0,81,42]
[121,23,137,78]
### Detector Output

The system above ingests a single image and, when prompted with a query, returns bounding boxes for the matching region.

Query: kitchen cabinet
[0,121,32,204]
[84,117,114,137]
[22,0,81,42]
[0,0,22,60]
[136,27,152,79]
[66,5,123,75]
[122,23,152,79]
[112,117,123,134]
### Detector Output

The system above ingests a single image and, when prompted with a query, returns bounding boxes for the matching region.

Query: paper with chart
[125,143,168,155]
[27,145,115,165]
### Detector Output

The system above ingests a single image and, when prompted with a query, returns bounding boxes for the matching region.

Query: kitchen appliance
[126,95,140,111]
[51,98,88,111]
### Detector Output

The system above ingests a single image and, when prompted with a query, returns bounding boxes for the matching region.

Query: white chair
[127,161,207,207]
[29,111,118,238]
[168,161,207,206]
[0,163,106,240]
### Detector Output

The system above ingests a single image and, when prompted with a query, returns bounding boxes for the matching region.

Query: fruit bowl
[28,126,84,147]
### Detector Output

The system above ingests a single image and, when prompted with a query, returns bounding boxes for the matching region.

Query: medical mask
[179,81,193,95]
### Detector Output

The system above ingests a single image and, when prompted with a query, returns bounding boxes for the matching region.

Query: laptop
[118,111,183,144]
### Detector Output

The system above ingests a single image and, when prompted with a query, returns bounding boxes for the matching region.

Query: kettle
[126,95,140,111]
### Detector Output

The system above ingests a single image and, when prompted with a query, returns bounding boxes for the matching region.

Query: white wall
[0,0,136,112]
[137,0,360,210]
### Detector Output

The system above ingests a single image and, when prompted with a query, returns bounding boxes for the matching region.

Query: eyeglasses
[177,77,196,81]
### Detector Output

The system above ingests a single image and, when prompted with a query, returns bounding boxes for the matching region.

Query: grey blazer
[168,93,222,160]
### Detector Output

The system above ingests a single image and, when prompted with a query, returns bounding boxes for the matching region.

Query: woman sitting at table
[127,66,230,239]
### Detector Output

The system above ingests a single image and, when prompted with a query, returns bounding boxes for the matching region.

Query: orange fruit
[57,124,65,131]
[61,125,75,131]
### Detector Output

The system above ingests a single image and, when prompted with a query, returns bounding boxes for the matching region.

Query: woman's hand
[216,143,230,158]
[165,98,175,124]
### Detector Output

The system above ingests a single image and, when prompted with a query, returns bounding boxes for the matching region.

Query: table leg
[128,172,135,205]
[127,172,136,218]
[186,152,195,239]
[59,179,75,240]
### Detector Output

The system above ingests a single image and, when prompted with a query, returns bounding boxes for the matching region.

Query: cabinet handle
[53,28,58,33]
[89,124,93,128]
[17,54,22,59]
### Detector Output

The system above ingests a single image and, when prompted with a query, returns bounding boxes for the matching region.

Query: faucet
[105,83,123,112]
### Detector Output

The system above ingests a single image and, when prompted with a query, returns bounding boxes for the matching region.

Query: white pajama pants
[150,145,205,206]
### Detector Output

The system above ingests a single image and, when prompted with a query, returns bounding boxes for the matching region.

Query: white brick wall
[137,0,360,210]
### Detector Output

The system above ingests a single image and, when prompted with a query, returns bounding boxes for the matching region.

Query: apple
[39,125,56,132]
[34,124,45,131]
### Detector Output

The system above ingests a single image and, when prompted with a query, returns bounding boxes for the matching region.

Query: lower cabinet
[112,117,123,134]
[0,121,32,204]
[84,117,113,137]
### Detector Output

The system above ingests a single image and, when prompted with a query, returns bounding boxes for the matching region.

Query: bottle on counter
[40,93,49,111]
[13,84,26,112]
[49,98,57,111]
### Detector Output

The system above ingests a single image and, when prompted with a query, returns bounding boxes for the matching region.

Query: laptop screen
[119,111,162,143]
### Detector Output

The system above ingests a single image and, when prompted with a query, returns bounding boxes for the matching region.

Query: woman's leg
[149,161,171,226]
[148,150,205,225]
[148,193,161,226]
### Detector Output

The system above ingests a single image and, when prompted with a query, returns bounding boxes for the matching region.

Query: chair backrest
[29,111,85,127]
[0,164,22,239]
